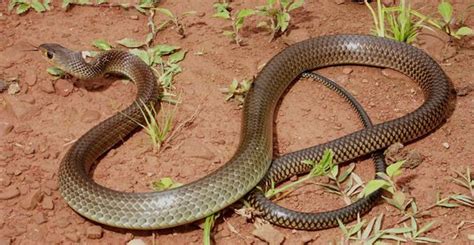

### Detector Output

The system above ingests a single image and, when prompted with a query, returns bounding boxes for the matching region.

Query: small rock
[24,70,37,86]
[124,233,134,242]
[334,0,345,4]
[456,84,473,97]
[86,225,103,239]
[0,80,7,92]
[54,79,74,97]
[7,82,20,95]
[381,68,404,79]
[342,67,353,74]
[80,109,101,123]
[252,224,285,245]
[32,213,47,224]
[442,142,450,149]
[127,239,147,245]
[129,15,139,20]
[0,186,20,200]
[20,189,43,210]
[23,145,35,155]
[64,231,80,242]
[283,29,310,45]
[39,80,55,94]
[0,122,14,137]
[42,196,54,210]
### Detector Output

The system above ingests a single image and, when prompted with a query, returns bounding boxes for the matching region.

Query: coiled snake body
[39,35,453,229]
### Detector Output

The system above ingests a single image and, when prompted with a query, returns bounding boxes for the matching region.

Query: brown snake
[39,35,453,229]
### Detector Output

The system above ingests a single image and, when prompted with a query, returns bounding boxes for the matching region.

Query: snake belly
[58,35,453,229]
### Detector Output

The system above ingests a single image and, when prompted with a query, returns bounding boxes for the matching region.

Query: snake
[38,35,453,230]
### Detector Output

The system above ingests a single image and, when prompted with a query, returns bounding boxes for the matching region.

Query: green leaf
[16,3,31,14]
[277,12,290,32]
[92,39,112,51]
[213,11,230,19]
[78,0,91,4]
[222,30,235,37]
[62,0,71,9]
[156,7,174,18]
[116,38,145,48]
[96,0,107,4]
[43,0,51,10]
[415,221,436,237]
[363,179,389,197]
[152,177,182,191]
[151,44,180,56]
[168,50,186,64]
[47,67,65,77]
[438,1,453,24]
[129,49,151,65]
[8,0,18,12]
[387,160,405,177]
[455,26,474,37]
[236,9,255,19]
[288,0,304,12]
[30,0,45,12]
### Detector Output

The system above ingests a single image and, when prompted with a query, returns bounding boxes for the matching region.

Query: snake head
[38,43,78,73]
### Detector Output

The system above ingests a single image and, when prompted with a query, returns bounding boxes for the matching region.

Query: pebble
[127,239,147,245]
[20,189,43,210]
[80,109,101,123]
[442,142,450,149]
[0,186,20,200]
[86,225,103,239]
[334,0,345,4]
[24,70,37,86]
[381,68,404,79]
[342,67,353,74]
[64,231,80,242]
[0,79,7,92]
[0,122,14,137]
[7,82,20,95]
[129,15,139,20]
[32,213,47,224]
[39,80,55,94]
[42,196,54,210]
[54,79,74,97]
[23,145,35,155]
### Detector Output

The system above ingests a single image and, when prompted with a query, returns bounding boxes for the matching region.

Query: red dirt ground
[0,0,473,244]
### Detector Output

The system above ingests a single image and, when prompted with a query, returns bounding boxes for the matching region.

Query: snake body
[40,35,453,229]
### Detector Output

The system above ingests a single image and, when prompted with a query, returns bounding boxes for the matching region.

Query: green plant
[62,0,108,10]
[425,1,474,39]
[8,0,50,14]
[265,149,334,199]
[365,0,423,43]
[214,8,256,45]
[154,8,197,38]
[316,163,365,205]
[401,217,441,243]
[125,100,175,150]
[221,78,253,105]
[203,214,217,245]
[256,0,304,41]
[152,177,182,191]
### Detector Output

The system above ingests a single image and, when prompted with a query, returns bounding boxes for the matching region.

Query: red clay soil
[0,0,473,244]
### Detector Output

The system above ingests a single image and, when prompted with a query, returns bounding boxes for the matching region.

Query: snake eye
[46,51,54,59]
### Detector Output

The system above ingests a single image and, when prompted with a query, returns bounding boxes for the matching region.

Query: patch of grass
[125,100,175,150]
[365,0,423,43]
[8,0,51,14]
[214,8,256,45]
[221,78,253,105]
[256,0,304,41]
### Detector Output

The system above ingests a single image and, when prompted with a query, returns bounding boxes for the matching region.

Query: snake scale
[39,35,453,230]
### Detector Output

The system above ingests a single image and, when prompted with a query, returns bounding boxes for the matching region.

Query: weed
[62,0,108,10]
[152,177,182,191]
[203,214,217,245]
[214,8,256,45]
[256,0,304,41]
[8,0,50,14]
[265,149,334,199]
[421,1,474,39]
[365,0,423,43]
[155,8,197,38]
[221,78,253,105]
[316,163,365,205]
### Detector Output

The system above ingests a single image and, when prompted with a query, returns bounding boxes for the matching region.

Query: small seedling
[62,0,108,10]
[265,149,335,199]
[425,1,474,39]
[215,8,256,45]
[8,0,50,14]
[401,217,441,243]
[316,163,365,205]
[203,214,218,245]
[155,8,197,38]
[212,1,231,19]
[151,177,182,191]
[256,0,305,41]
[221,78,253,105]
